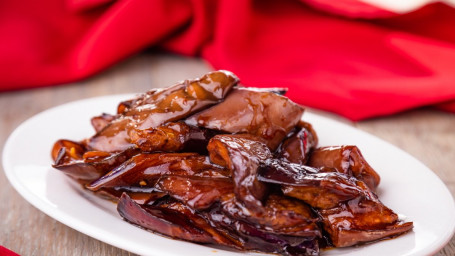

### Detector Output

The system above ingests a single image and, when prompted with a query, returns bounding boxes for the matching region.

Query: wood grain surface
[0,53,454,256]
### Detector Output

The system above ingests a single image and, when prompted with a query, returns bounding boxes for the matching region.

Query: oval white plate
[3,94,455,256]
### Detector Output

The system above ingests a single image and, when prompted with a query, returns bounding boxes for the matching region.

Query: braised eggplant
[52,71,412,256]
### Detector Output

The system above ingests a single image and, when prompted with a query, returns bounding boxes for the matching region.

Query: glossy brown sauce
[52,70,412,256]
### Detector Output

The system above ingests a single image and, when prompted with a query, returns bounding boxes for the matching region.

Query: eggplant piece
[129,122,216,154]
[119,191,166,205]
[159,201,244,248]
[221,194,321,237]
[117,98,135,115]
[266,156,412,247]
[124,70,238,128]
[116,88,160,115]
[203,206,320,256]
[319,197,413,247]
[277,121,318,165]
[91,113,116,133]
[87,153,228,191]
[157,176,234,210]
[308,146,380,190]
[87,117,134,152]
[207,134,271,211]
[95,188,167,205]
[298,120,318,146]
[186,87,304,150]
[88,70,238,152]
[51,139,85,162]
[233,221,320,256]
[258,160,369,209]
[52,139,139,183]
[120,191,321,255]
[117,193,231,245]
[88,121,215,154]
[281,183,359,210]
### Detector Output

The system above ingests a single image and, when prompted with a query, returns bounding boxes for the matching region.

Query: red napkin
[1,0,455,120]
[0,246,19,256]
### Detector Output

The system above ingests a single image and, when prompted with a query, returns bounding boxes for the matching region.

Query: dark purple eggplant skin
[220,193,321,237]
[203,206,320,256]
[117,193,242,248]
[117,193,216,243]
[118,193,320,255]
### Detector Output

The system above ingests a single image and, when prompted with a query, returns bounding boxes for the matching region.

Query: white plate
[3,94,455,256]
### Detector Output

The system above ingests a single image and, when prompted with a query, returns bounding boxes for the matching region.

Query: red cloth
[0,246,20,256]
[1,0,455,120]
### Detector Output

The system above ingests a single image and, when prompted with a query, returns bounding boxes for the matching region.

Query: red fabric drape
[1,0,455,120]
[0,246,20,256]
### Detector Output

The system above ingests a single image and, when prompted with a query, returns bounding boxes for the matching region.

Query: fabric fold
[1,0,455,120]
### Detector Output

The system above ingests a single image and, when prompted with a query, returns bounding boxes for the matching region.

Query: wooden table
[1,53,454,255]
